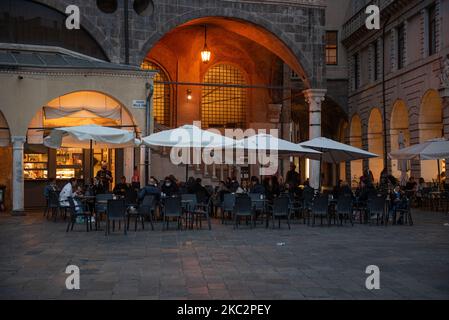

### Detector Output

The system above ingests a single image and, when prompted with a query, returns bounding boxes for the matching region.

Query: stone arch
[349,114,363,185]
[368,108,384,183]
[419,89,443,181]
[33,0,113,61]
[138,11,315,88]
[390,100,410,178]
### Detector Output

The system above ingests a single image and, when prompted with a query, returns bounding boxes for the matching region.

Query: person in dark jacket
[285,163,300,190]
[161,176,178,197]
[250,176,265,194]
[138,177,161,202]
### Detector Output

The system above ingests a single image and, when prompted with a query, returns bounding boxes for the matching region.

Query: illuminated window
[325,31,338,65]
[201,64,247,129]
[141,60,171,127]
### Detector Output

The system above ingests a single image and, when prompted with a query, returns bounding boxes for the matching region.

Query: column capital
[11,136,26,148]
[303,89,327,105]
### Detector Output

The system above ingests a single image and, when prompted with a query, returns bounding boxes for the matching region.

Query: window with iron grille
[428,4,437,56]
[397,24,405,70]
[141,60,171,126]
[201,64,247,129]
[325,31,338,65]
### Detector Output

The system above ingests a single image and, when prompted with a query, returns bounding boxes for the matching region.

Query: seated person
[138,177,161,202]
[44,178,58,200]
[113,176,130,196]
[250,176,265,194]
[161,177,178,197]
[389,185,407,224]
[59,178,81,213]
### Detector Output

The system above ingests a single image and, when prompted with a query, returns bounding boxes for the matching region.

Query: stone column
[12,136,26,215]
[139,144,146,188]
[303,89,327,190]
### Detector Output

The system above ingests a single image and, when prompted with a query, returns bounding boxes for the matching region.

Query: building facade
[343,0,449,184]
[0,0,332,212]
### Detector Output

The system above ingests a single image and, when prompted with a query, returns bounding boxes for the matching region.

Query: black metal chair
[124,188,138,207]
[301,189,315,224]
[128,195,155,231]
[366,196,387,226]
[95,194,114,229]
[310,195,330,227]
[48,191,62,221]
[162,197,183,230]
[336,196,354,226]
[249,193,266,225]
[395,198,413,226]
[66,197,93,232]
[233,196,254,229]
[270,197,291,229]
[221,193,236,224]
[105,199,127,235]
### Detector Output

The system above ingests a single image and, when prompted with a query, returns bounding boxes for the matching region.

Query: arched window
[201,64,247,129]
[0,0,108,60]
[141,60,171,127]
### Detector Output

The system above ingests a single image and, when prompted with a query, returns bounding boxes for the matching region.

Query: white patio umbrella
[299,137,379,189]
[44,124,140,179]
[142,125,236,180]
[389,138,449,186]
[236,133,322,159]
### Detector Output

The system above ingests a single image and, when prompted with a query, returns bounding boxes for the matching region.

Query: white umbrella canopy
[142,124,236,148]
[389,138,449,161]
[299,137,379,163]
[236,133,322,159]
[43,124,140,149]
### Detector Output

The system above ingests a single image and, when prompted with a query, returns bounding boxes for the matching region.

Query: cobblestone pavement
[0,210,448,300]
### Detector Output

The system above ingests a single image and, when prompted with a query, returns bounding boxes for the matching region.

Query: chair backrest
[48,191,60,208]
[125,188,138,205]
[272,197,289,215]
[164,197,182,217]
[223,193,236,211]
[368,196,386,213]
[139,195,155,215]
[337,196,353,214]
[96,194,114,202]
[249,193,265,210]
[312,195,329,214]
[234,196,252,215]
[182,193,198,210]
[107,199,126,220]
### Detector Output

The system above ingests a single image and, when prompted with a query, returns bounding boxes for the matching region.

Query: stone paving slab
[0,210,448,300]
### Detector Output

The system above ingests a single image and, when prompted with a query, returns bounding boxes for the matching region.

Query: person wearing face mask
[96,162,113,192]
[161,177,178,197]
[138,177,161,202]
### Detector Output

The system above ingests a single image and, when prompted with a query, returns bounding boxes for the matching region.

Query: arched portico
[0,64,155,213]
[390,100,410,179]
[368,108,384,183]
[349,114,363,185]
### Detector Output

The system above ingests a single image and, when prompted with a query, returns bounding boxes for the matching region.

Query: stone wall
[34,0,326,88]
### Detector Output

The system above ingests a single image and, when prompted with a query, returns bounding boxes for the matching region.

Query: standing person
[96,162,113,193]
[285,163,300,191]
[131,166,140,191]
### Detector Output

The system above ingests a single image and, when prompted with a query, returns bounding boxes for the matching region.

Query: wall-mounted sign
[132,100,146,109]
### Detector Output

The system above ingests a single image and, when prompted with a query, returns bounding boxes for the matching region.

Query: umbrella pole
[438,159,441,191]
[90,139,94,182]
[186,164,189,182]
[318,154,323,193]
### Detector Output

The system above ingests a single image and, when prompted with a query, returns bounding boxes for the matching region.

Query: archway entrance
[349,115,363,186]
[390,100,410,179]
[368,109,384,183]
[419,90,444,182]
[25,91,138,207]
